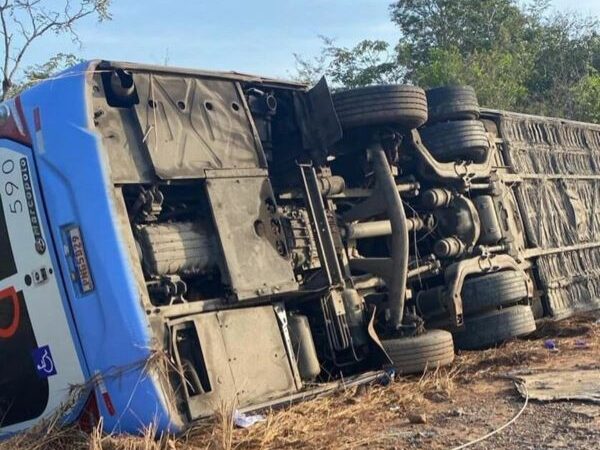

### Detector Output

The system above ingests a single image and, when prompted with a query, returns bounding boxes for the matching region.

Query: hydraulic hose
[371,144,409,330]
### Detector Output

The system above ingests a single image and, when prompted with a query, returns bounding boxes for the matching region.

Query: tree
[14,52,81,93]
[294,37,404,88]
[523,11,599,118]
[294,0,600,122]
[390,0,533,81]
[0,0,111,100]
[413,46,532,110]
[571,72,600,124]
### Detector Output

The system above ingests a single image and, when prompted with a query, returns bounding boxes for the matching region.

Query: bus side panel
[496,111,600,319]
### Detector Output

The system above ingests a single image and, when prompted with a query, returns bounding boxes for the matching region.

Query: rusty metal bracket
[409,129,494,184]
[443,254,534,327]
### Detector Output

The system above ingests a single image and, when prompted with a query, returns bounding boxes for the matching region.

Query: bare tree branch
[0,2,13,94]
[0,0,111,99]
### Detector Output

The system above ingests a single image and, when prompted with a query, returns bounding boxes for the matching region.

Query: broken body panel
[0,60,598,436]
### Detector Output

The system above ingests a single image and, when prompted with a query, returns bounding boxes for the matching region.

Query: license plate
[67,226,94,294]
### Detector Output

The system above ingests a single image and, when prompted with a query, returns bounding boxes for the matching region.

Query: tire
[332,85,428,130]
[462,271,529,315]
[454,305,536,350]
[426,85,480,123]
[420,120,490,163]
[382,329,455,375]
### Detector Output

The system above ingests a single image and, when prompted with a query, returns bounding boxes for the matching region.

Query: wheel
[382,329,455,375]
[454,305,536,350]
[332,85,428,130]
[462,271,529,315]
[426,85,480,123]
[419,120,490,163]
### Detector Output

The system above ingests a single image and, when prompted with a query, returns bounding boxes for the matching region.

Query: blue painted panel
[14,61,179,434]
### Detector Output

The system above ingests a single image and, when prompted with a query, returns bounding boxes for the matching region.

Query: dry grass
[456,313,600,376]
[0,367,459,450]
[2,315,599,450]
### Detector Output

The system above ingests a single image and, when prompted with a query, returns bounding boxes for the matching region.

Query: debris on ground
[571,405,600,419]
[233,410,266,428]
[544,339,558,351]
[514,369,600,403]
[450,408,466,417]
[408,411,428,424]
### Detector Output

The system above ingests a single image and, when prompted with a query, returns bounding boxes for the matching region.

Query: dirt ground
[3,314,600,450]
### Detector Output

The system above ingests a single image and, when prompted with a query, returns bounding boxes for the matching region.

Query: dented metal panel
[294,77,343,154]
[205,175,298,300]
[91,82,155,183]
[132,74,265,179]
[179,306,297,419]
[514,369,600,403]
[493,110,600,318]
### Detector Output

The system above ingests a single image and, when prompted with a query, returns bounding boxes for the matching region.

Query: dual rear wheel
[332,86,536,371]
[454,271,536,350]
[381,303,536,373]
[381,302,537,375]
[454,305,536,350]
[332,84,491,163]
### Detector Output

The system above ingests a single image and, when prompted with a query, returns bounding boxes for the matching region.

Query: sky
[18,0,600,80]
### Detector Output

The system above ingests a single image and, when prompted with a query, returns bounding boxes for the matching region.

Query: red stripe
[102,392,116,416]
[0,97,32,146]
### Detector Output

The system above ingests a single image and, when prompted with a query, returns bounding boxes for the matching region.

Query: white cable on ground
[449,386,529,450]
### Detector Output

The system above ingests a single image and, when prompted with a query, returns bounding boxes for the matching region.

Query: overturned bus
[1,60,599,436]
